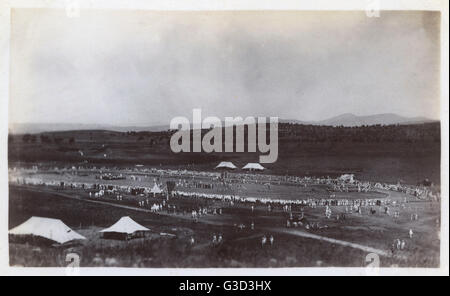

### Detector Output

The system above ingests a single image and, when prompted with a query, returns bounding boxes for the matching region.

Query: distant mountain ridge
[10,113,437,134]
[282,113,436,127]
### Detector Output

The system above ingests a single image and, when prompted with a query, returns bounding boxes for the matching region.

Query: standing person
[261,235,267,248]
[409,229,414,239]
[269,235,274,246]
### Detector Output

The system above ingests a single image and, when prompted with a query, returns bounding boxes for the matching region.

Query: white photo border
[0,0,448,276]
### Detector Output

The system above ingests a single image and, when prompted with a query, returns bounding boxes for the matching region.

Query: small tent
[215,161,237,170]
[8,216,86,245]
[150,183,163,195]
[100,216,150,240]
[242,163,265,171]
[339,174,355,183]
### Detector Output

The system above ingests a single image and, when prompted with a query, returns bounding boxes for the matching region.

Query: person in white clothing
[261,236,267,248]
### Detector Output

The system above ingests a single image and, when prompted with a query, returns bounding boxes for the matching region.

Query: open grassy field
[9,184,440,268]
[8,186,369,267]
[9,169,389,201]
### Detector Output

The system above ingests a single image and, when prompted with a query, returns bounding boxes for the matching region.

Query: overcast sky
[9,9,440,126]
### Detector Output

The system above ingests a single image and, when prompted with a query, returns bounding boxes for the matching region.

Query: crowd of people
[9,164,441,259]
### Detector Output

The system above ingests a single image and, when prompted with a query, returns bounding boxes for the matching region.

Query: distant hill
[10,113,437,134]
[283,113,437,127]
[9,123,169,134]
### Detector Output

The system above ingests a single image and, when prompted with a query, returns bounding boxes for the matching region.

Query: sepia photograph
[0,0,448,276]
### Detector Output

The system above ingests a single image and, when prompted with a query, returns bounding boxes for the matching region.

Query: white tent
[215,161,237,170]
[242,163,265,171]
[100,216,150,235]
[8,216,86,244]
[339,174,355,183]
[150,183,163,195]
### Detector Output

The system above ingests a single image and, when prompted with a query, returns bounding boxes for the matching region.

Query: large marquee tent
[8,216,86,244]
[100,216,150,240]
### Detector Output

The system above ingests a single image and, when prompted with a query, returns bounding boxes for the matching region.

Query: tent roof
[100,216,150,234]
[215,161,237,169]
[150,183,163,194]
[242,163,265,170]
[8,216,86,244]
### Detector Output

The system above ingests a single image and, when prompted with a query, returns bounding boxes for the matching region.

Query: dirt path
[266,227,391,257]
